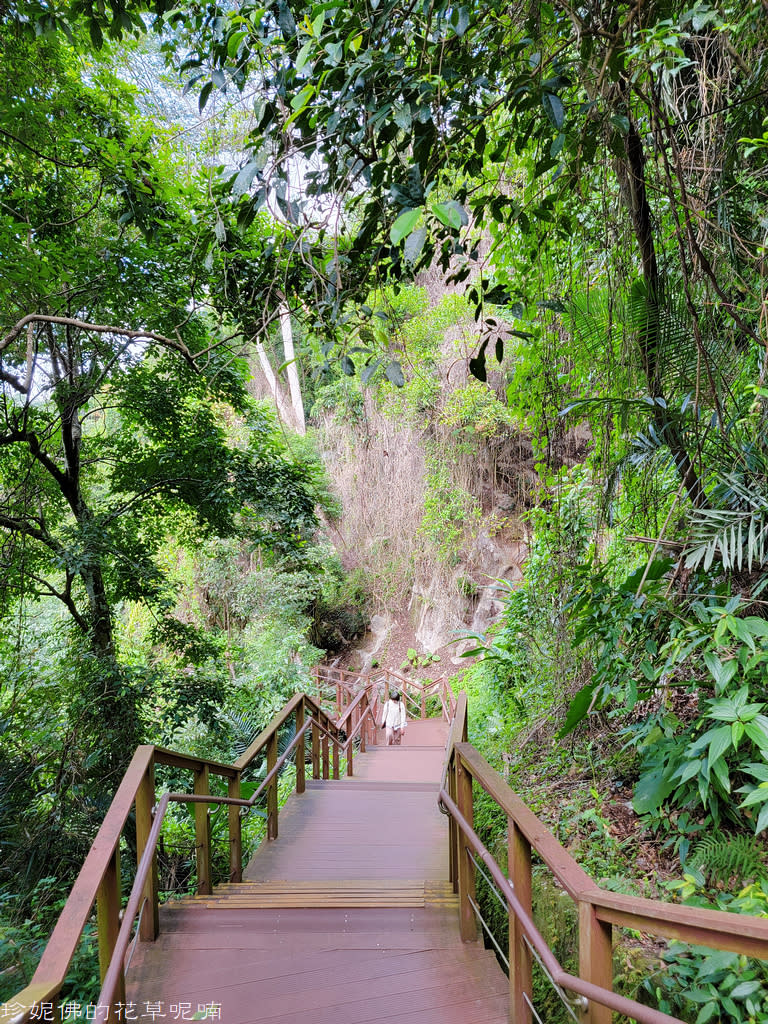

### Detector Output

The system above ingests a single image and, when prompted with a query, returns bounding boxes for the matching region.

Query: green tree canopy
[0,21,317,688]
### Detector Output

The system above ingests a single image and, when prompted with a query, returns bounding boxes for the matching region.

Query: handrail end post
[97,847,125,1004]
[509,818,533,1024]
[267,731,279,841]
[228,771,243,883]
[193,764,212,896]
[296,699,306,795]
[578,901,613,1024]
[311,719,320,780]
[456,755,477,942]
[322,722,330,781]
[136,760,159,942]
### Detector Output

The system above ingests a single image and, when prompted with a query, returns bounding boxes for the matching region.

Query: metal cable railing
[439,786,682,1024]
[467,848,587,1024]
[437,694,768,1024]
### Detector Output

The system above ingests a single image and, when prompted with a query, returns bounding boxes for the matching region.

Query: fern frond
[221,710,263,759]
[565,289,623,363]
[690,830,765,885]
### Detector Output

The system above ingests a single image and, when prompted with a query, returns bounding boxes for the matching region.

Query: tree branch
[24,570,89,632]
[0,127,91,170]
[0,428,70,492]
[0,511,66,557]
[0,315,198,369]
[0,367,30,395]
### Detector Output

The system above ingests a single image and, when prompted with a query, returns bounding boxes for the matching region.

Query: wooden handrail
[97,790,171,1023]
[8,746,156,1018]
[439,788,680,1024]
[439,691,467,800]
[10,681,442,1023]
[98,718,325,1019]
[440,697,768,1024]
[343,703,372,746]
[153,747,240,777]
[8,693,348,1024]
[456,743,595,900]
[336,686,368,730]
[235,692,311,770]
[313,664,454,728]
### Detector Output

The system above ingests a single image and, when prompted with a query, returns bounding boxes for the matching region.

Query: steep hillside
[288,285,588,675]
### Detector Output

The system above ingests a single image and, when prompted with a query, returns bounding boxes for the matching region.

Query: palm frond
[685,471,768,572]
[566,280,749,408]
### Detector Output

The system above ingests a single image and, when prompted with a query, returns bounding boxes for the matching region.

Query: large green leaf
[432,200,466,230]
[390,208,422,244]
[558,681,597,738]
[633,767,676,814]
[706,725,733,765]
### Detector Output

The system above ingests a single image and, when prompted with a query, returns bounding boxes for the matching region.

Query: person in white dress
[380,690,408,745]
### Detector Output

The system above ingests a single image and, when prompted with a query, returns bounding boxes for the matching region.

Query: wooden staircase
[126,904,507,1024]
[17,691,768,1024]
[125,720,510,1023]
[183,878,458,910]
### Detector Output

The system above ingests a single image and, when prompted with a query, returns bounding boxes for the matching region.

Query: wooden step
[179,879,458,910]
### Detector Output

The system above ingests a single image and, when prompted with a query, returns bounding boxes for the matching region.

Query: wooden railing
[18,685,755,1024]
[313,663,455,739]
[7,692,373,1024]
[440,692,768,1024]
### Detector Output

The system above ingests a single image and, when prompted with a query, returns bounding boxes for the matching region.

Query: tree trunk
[80,558,116,660]
[617,115,708,509]
[255,340,295,425]
[58,395,118,660]
[279,304,306,435]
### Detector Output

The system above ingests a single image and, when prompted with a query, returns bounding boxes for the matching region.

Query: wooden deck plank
[256,978,508,1024]
[242,783,449,882]
[152,904,465,935]
[181,879,458,909]
[130,952,505,1023]
[128,944,494,992]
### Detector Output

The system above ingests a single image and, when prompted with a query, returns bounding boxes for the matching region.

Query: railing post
[579,902,613,1024]
[332,735,340,779]
[135,759,159,941]
[368,689,376,746]
[97,845,125,1009]
[296,699,306,795]
[509,819,533,1024]
[360,697,367,754]
[228,771,242,883]
[346,735,354,776]
[266,730,278,840]
[312,718,320,779]
[322,726,330,780]
[193,764,211,895]
[456,752,476,942]
[448,755,458,893]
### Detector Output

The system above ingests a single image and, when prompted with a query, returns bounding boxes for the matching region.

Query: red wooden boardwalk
[126,720,508,1023]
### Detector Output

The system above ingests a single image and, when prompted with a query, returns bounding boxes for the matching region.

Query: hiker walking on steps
[380,690,407,746]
